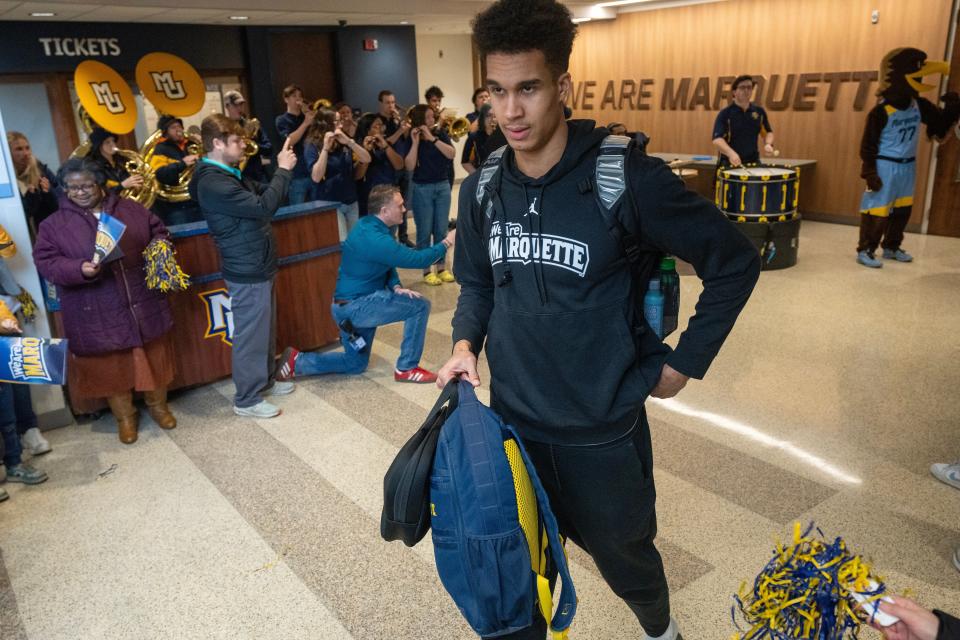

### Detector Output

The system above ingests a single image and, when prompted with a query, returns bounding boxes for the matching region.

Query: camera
[338,319,366,352]
[338,19,348,27]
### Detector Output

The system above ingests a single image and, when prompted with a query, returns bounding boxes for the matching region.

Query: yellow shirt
[0,223,16,259]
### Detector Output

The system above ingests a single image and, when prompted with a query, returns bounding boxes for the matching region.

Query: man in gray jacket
[190,114,297,418]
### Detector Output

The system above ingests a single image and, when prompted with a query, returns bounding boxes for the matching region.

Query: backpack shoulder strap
[475,144,508,205]
[595,134,632,211]
[594,134,646,264]
[505,423,577,639]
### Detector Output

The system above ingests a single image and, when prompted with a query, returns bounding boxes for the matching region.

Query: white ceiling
[0,0,723,34]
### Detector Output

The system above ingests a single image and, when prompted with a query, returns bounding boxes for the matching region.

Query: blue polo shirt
[712,102,772,164]
[305,144,357,204]
[275,112,309,178]
[411,130,453,184]
[364,147,399,189]
[334,215,448,300]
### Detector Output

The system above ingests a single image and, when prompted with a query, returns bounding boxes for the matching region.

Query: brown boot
[144,387,177,430]
[107,393,139,444]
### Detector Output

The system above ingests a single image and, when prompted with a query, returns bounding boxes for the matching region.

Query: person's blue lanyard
[200,157,242,180]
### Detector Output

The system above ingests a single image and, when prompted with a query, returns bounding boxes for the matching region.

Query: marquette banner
[74,60,137,134]
[0,337,68,385]
[92,212,126,266]
[135,52,205,117]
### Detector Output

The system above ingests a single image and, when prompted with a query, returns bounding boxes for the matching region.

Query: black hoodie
[452,120,761,444]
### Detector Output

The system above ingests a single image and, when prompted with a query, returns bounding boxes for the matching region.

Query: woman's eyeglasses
[65,183,98,194]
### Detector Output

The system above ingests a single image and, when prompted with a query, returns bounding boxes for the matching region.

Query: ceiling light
[229,15,249,20]
[571,17,592,23]
[30,12,57,16]
[400,20,409,24]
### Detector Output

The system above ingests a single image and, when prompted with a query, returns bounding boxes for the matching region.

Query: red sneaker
[394,366,438,384]
[275,347,300,381]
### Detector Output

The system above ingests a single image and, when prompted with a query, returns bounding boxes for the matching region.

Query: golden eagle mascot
[856,47,959,267]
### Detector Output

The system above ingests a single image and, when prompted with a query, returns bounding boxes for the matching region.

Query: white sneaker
[930,461,960,490]
[233,400,281,418]
[21,428,52,455]
[265,380,295,396]
[643,617,682,640]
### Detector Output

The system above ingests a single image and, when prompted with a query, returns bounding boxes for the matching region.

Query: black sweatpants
[496,407,671,639]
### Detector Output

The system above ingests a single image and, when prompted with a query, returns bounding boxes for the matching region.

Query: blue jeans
[411,180,451,255]
[12,384,37,435]
[0,383,23,468]
[337,201,360,242]
[296,290,431,376]
[287,177,312,205]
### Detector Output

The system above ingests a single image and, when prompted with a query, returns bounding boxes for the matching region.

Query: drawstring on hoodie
[523,183,549,305]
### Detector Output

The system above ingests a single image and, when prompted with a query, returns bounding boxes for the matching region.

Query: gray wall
[335,26,419,114]
[0,83,61,173]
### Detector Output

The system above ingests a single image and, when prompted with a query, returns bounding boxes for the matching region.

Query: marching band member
[305,108,371,241]
[404,104,455,285]
[335,102,358,139]
[712,75,775,167]
[275,84,316,205]
[224,90,273,184]
[150,115,201,225]
[461,103,498,175]
[466,87,491,133]
[355,113,406,218]
[86,127,142,194]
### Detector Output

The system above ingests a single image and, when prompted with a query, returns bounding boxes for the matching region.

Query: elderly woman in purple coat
[33,157,177,444]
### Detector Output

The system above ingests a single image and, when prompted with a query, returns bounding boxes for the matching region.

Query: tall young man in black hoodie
[191,114,298,419]
[436,1,761,638]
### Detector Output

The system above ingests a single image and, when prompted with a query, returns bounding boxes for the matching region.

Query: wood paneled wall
[568,0,954,223]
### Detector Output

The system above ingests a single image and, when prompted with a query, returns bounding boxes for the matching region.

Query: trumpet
[304,98,332,112]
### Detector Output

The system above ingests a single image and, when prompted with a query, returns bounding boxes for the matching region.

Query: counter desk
[58,200,343,414]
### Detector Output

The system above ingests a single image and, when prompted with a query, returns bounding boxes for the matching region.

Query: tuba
[141,124,202,204]
[439,115,470,142]
[70,105,158,208]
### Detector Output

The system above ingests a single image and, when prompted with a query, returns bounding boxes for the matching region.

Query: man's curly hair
[472,0,578,79]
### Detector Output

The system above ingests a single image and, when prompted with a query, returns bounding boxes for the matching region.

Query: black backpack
[475,133,675,347]
[380,381,459,547]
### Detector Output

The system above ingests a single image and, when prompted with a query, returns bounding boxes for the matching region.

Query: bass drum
[716,165,799,222]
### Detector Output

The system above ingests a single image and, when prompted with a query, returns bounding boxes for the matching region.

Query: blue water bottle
[659,257,680,337]
[643,278,664,339]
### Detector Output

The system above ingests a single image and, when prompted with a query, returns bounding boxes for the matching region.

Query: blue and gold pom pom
[143,238,190,293]
[15,288,37,323]
[731,522,887,639]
